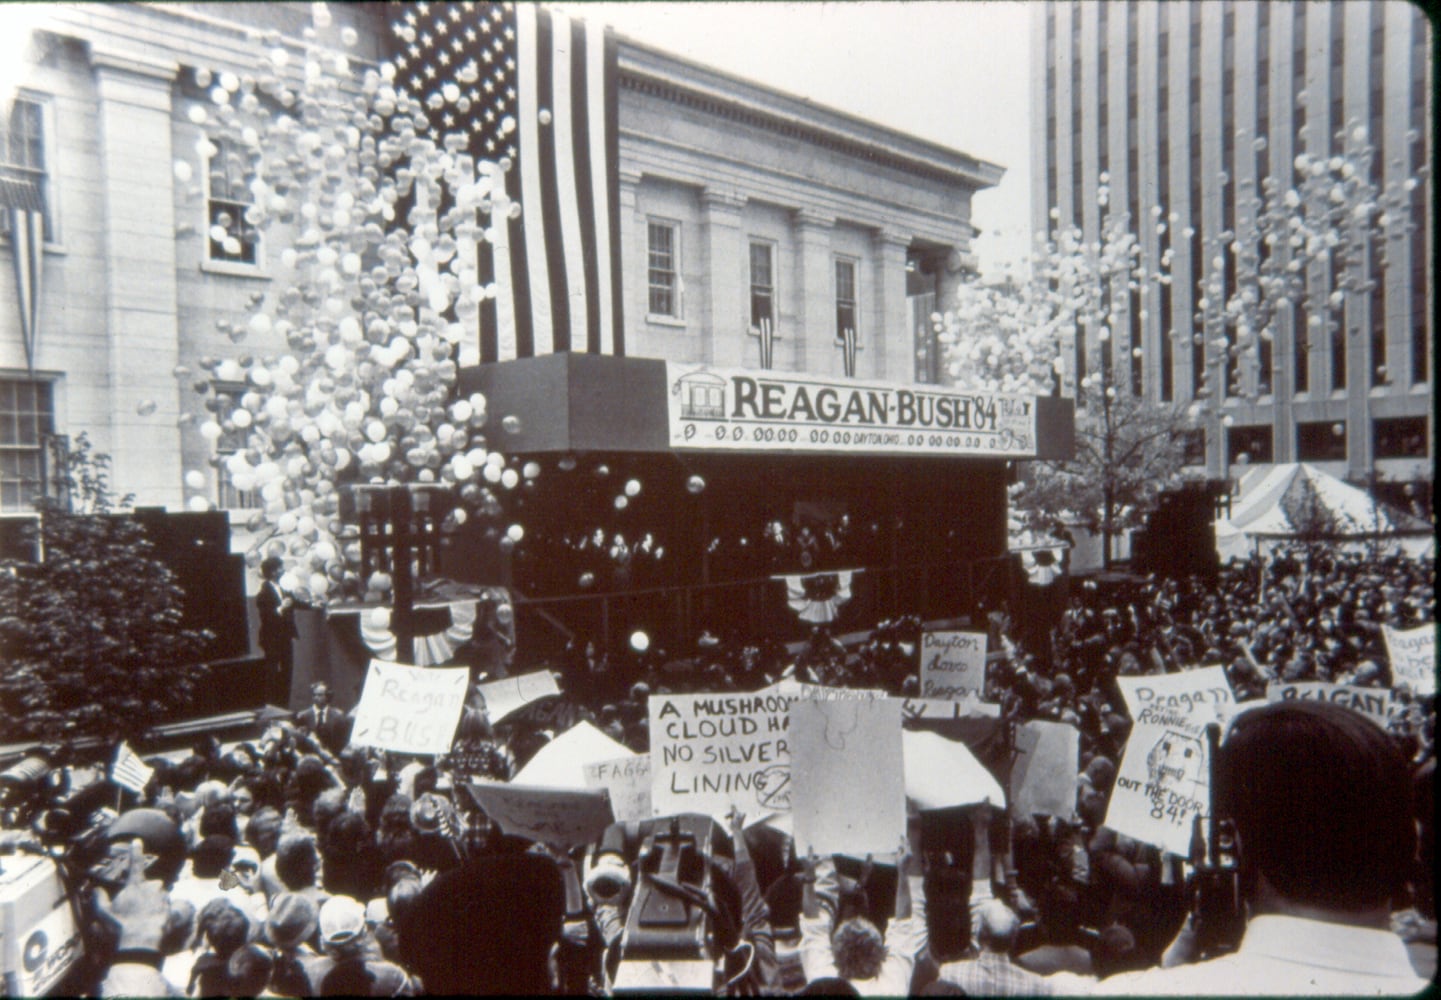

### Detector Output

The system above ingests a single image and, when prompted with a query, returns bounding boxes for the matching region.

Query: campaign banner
[790,699,906,857]
[919,630,989,700]
[467,781,614,848]
[1115,665,1234,722]
[1103,706,1212,857]
[648,692,792,823]
[1010,720,1080,819]
[1266,682,1396,729]
[349,660,468,756]
[476,670,561,723]
[583,754,652,824]
[666,364,1039,458]
[1383,624,1436,695]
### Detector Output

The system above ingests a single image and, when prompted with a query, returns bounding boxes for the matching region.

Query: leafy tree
[938,185,1192,567]
[0,435,214,744]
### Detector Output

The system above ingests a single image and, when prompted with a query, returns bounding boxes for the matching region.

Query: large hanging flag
[1,172,45,375]
[387,1,624,364]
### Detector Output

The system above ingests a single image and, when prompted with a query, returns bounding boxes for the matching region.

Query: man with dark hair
[296,682,351,757]
[257,555,298,707]
[1097,700,1427,994]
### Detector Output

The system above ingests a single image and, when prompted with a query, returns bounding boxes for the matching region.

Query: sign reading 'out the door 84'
[666,364,1039,458]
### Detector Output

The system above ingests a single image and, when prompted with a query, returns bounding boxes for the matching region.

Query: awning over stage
[457,354,1074,463]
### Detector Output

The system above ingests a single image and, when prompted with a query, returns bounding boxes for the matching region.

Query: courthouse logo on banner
[1383,624,1436,695]
[648,692,792,823]
[666,364,1038,457]
[349,660,468,756]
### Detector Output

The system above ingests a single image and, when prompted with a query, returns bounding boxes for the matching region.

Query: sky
[561,1,1035,279]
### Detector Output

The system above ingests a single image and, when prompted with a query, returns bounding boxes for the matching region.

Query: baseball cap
[319,895,367,946]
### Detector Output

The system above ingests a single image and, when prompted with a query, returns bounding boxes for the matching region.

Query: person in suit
[257,556,297,707]
[295,682,350,757]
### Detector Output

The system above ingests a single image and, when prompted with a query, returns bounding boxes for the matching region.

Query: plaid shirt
[938,951,1055,997]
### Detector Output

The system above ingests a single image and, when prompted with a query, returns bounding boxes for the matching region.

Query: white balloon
[184,470,206,490]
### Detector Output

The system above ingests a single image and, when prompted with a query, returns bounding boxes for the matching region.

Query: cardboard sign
[648,692,792,823]
[903,729,1006,811]
[790,699,906,856]
[1266,682,1396,729]
[1384,624,1436,695]
[1103,706,1212,856]
[582,754,652,824]
[1115,666,1234,722]
[467,780,613,848]
[1010,720,1080,819]
[513,721,636,789]
[349,660,468,756]
[476,670,562,723]
[919,631,988,700]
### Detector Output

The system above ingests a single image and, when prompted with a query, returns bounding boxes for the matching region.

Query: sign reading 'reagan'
[666,364,1039,457]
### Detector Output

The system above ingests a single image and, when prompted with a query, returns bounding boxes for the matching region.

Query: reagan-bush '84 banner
[666,365,1038,458]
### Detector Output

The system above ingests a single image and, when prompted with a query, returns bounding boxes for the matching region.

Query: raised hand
[92,839,170,952]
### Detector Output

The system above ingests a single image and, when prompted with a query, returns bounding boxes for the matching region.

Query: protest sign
[1115,665,1234,722]
[514,721,636,789]
[790,698,905,856]
[648,692,792,823]
[476,670,562,723]
[583,754,652,824]
[349,660,467,756]
[1103,704,1212,856]
[1384,624,1436,695]
[919,631,989,699]
[1010,720,1079,818]
[764,679,886,701]
[467,780,614,848]
[903,729,1006,811]
[899,696,1002,721]
[1266,682,1395,729]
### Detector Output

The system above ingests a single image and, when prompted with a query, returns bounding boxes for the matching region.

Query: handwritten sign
[476,670,562,723]
[1384,624,1436,695]
[1010,720,1080,819]
[919,631,989,699]
[899,697,1002,721]
[1103,705,1212,856]
[583,754,653,824]
[764,679,886,701]
[790,699,906,857]
[1115,665,1234,722]
[467,780,613,848]
[1266,682,1396,729]
[648,692,792,823]
[348,660,467,756]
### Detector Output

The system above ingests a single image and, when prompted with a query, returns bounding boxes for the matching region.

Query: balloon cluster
[161,3,524,603]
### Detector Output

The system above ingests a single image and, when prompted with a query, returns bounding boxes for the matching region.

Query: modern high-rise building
[1031,0,1432,499]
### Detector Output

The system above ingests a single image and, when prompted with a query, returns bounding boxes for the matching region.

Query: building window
[1297,420,1347,462]
[0,378,55,513]
[646,219,679,318]
[206,137,258,265]
[1227,424,1274,465]
[1,96,53,242]
[1178,428,1206,466]
[212,384,259,510]
[834,257,858,343]
[749,240,776,331]
[1374,417,1428,459]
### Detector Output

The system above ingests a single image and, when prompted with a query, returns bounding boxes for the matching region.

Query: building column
[700,189,745,368]
[618,167,643,356]
[871,228,911,382]
[792,208,833,374]
[92,49,183,509]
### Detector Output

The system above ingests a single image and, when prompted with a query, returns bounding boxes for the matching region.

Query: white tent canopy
[1215,463,1433,561]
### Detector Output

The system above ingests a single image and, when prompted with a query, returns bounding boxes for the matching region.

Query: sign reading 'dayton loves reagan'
[666,364,1039,458]
[919,631,989,700]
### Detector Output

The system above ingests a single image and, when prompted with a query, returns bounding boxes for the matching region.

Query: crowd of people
[1,547,1433,996]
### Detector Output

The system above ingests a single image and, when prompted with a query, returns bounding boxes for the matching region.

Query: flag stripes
[388,2,623,365]
[2,175,45,375]
[111,741,154,795]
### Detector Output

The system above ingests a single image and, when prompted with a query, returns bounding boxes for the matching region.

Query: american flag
[0,172,44,375]
[838,325,860,378]
[387,1,624,364]
[110,741,155,795]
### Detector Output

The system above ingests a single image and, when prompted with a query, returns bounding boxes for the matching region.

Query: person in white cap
[312,894,416,995]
